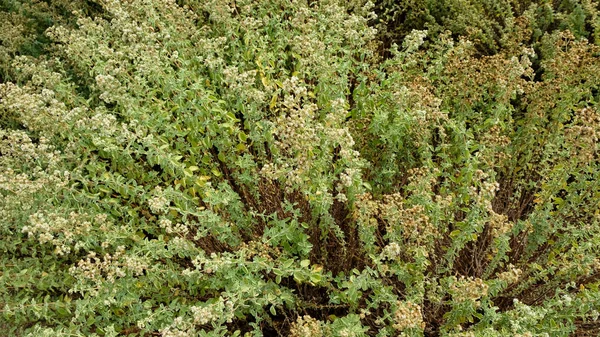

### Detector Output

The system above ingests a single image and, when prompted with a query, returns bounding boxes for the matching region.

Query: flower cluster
[449,276,489,305]
[489,211,513,238]
[565,107,600,163]
[0,82,69,134]
[237,240,281,262]
[22,211,95,256]
[69,246,149,294]
[159,217,189,236]
[190,304,219,326]
[468,170,500,211]
[148,186,170,214]
[402,30,428,53]
[497,264,523,285]
[221,66,265,103]
[381,242,402,260]
[393,301,425,331]
[266,76,363,199]
[290,315,323,337]
[95,74,124,104]
[380,193,436,243]
[2,0,600,335]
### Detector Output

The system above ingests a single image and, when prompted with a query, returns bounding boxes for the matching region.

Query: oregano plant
[1,0,599,336]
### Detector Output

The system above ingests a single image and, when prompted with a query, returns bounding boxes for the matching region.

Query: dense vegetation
[1,0,600,336]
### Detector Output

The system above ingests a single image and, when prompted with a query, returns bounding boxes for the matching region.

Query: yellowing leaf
[449,230,461,238]
[195,176,211,186]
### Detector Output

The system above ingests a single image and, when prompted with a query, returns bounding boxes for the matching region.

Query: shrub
[0,0,599,336]
[372,0,600,56]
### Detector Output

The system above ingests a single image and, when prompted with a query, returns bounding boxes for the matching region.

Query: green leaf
[310,273,322,284]
[449,230,461,238]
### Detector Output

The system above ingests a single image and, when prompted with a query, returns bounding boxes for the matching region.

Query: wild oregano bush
[0,0,103,83]
[372,0,600,56]
[0,0,599,336]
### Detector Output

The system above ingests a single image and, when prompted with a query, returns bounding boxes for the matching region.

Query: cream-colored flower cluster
[508,299,549,333]
[190,305,218,326]
[353,193,380,224]
[0,169,62,200]
[95,74,124,104]
[159,297,235,336]
[0,82,69,135]
[70,249,125,287]
[69,246,149,294]
[159,317,195,337]
[497,264,523,284]
[222,66,266,103]
[565,107,600,163]
[0,130,67,197]
[237,240,281,262]
[403,30,428,53]
[381,242,402,260]
[265,77,364,204]
[288,0,376,73]
[468,170,500,211]
[489,211,513,239]
[406,167,440,194]
[481,125,512,164]
[393,300,425,331]
[159,217,189,236]
[290,315,323,337]
[0,11,27,52]
[191,252,235,275]
[449,276,489,305]
[148,186,170,214]
[482,125,511,148]
[377,193,437,244]
[22,211,98,256]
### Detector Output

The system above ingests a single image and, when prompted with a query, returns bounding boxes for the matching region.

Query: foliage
[372,0,600,55]
[1,0,599,336]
